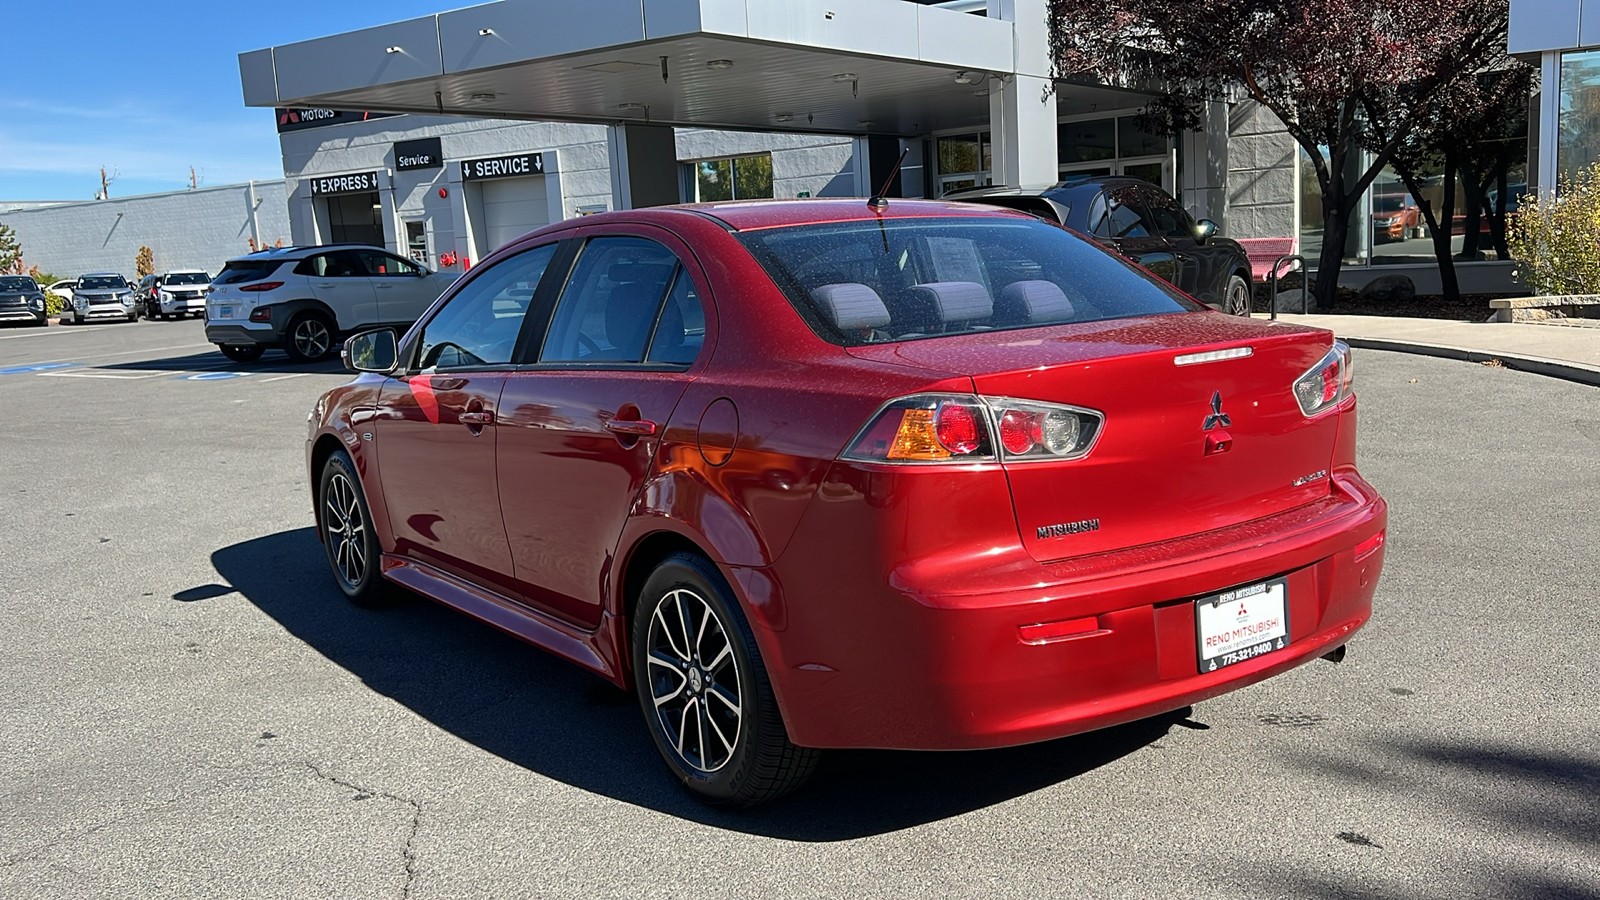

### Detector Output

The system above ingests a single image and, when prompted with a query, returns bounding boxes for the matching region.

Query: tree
[0,223,22,274]
[135,246,155,279]
[1049,0,1512,308]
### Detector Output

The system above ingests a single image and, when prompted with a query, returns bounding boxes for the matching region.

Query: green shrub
[1508,163,1600,296]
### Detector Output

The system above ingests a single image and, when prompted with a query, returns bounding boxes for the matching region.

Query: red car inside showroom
[308,198,1387,808]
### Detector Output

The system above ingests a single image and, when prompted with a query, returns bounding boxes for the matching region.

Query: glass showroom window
[933,132,992,195]
[1559,50,1600,183]
[687,154,774,202]
[1058,115,1171,190]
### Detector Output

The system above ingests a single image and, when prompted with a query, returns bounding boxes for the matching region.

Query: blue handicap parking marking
[181,371,253,381]
[0,362,77,375]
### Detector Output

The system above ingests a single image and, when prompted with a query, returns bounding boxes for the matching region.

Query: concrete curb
[1341,336,1600,389]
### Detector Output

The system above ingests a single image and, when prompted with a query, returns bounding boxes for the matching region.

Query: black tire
[1223,274,1252,316]
[285,312,336,362]
[631,552,819,808]
[217,344,265,363]
[317,450,392,609]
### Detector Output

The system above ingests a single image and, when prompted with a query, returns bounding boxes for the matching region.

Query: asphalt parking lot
[2,319,1596,899]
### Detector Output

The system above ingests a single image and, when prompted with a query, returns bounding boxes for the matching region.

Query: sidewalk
[1272,314,1600,387]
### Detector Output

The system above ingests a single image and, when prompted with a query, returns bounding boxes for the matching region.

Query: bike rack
[1267,255,1308,320]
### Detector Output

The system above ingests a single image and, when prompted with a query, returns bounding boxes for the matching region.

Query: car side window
[358,250,420,277]
[295,251,365,278]
[1086,190,1149,239]
[645,270,706,365]
[415,244,557,370]
[1139,188,1195,239]
[540,237,680,364]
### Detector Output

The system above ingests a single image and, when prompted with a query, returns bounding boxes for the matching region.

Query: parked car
[46,280,76,304]
[1372,193,1423,242]
[0,275,49,327]
[943,177,1254,315]
[309,198,1387,807]
[65,273,137,324]
[204,245,458,362]
[137,269,211,320]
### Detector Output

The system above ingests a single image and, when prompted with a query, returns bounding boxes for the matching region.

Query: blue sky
[1,1,452,201]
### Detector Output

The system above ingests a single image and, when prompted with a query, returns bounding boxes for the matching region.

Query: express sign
[459,153,545,181]
[308,172,383,197]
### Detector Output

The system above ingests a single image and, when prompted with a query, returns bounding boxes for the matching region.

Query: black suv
[944,177,1254,315]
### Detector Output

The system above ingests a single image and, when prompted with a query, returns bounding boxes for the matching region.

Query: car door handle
[604,418,657,436]
[459,411,495,427]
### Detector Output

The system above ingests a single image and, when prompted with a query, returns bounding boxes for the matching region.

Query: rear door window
[539,237,680,364]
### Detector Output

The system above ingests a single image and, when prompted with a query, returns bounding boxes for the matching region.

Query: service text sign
[460,153,545,181]
[395,138,444,171]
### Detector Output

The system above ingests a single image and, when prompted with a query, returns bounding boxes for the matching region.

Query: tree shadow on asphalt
[96,349,346,375]
[204,528,1183,840]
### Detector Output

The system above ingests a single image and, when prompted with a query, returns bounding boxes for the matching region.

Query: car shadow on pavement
[208,528,1182,840]
[98,349,347,375]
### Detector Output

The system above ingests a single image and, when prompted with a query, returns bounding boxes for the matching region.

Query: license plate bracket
[1195,579,1289,673]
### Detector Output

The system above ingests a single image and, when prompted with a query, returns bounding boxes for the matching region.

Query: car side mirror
[343,329,399,374]
[1195,219,1219,243]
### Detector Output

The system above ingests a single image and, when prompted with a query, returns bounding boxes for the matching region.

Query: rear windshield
[214,261,281,285]
[0,276,38,292]
[164,272,210,285]
[736,216,1199,346]
[79,276,128,290]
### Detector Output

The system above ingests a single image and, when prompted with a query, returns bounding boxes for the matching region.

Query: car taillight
[239,282,283,292]
[1293,340,1354,417]
[249,307,272,323]
[842,393,1103,465]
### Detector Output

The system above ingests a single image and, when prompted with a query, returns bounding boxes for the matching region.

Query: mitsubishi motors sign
[275,108,399,133]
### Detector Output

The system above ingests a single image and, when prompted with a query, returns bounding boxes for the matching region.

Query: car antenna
[868,148,909,211]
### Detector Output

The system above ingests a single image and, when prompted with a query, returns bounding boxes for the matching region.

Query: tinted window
[737,216,1198,347]
[79,276,129,290]
[0,277,37,292]
[541,237,679,364]
[1087,189,1149,238]
[295,250,367,278]
[1138,188,1194,239]
[646,270,706,365]
[416,244,556,370]
[215,261,282,285]
[357,250,420,277]
[164,272,210,285]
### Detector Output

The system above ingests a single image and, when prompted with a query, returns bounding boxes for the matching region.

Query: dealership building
[6,0,1563,291]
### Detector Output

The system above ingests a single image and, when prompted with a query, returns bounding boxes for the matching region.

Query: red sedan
[309,199,1387,808]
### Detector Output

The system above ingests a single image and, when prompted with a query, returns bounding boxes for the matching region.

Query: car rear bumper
[740,471,1386,750]
[206,323,280,347]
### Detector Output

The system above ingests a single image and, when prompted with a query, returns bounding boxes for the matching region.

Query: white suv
[205,245,459,362]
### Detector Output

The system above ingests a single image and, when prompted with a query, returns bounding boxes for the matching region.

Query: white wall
[0,182,290,280]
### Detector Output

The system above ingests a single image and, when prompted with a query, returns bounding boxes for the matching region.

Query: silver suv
[205,245,458,362]
[66,274,137,324]
[138,270,211,320]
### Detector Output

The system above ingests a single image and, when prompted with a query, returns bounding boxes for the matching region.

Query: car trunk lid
[848,313,1342,561]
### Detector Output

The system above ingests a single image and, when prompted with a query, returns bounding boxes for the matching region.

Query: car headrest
[906,281,992,324]
[996,280,1075,323]
[811,283,891,332]
[608,261,675,285]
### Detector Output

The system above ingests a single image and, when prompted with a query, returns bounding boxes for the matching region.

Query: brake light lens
[239,282,284,293]
[1293,340,1354,417]
[248,307,273,323]
[842,394,1103,464]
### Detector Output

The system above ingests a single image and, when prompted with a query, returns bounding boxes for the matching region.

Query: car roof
[79,272,126,278]
[160,269,209,274]
[592,197,1028,232]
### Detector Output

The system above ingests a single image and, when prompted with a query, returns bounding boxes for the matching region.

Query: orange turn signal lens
[887,408,952,460]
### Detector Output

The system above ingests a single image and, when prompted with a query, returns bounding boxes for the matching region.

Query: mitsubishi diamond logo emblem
[1204,391,1232,431]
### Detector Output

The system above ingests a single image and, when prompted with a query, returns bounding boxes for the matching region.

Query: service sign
[308,171,383,197]
[395,138,444,172]
[459,153,545,181]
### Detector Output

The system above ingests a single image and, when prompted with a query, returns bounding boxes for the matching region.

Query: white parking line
[2,342,213,368]
[39,369,180,380]
[258,373,310,383]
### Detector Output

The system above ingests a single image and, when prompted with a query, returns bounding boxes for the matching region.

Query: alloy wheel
[293,318,332,359]
[645,588,744,773]
[323,470,368,589]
